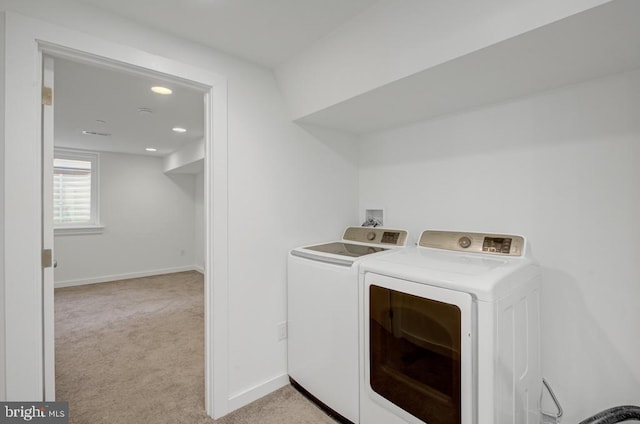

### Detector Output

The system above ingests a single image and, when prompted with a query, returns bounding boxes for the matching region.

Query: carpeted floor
[55,271,336,424]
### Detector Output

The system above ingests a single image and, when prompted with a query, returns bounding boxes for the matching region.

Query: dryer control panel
[419,230,525,256]
[343,227,408,246]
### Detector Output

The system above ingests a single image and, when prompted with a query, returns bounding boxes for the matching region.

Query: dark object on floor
[579,405,640,424]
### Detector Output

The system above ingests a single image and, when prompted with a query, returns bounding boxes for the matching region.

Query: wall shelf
[295,0,640,135]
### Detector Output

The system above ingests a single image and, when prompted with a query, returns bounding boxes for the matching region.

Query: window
[53,149,101,234]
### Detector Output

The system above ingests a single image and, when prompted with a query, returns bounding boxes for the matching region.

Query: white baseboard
[54,265,199,288]
[194,264,205,274]
[227,373,289,414]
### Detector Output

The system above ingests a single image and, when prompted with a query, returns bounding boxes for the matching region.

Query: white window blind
[53,149,100,232]
[53,158,92,224]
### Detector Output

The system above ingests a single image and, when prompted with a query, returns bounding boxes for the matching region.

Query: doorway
[2,15,229,412]
[44,53,207,415]
[0,26,227,420]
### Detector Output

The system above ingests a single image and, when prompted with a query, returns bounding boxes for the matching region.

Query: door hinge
[42,249,53,268]
[42,86,53,106]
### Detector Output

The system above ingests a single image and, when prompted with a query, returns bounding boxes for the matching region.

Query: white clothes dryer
[288,227,408,423]
[358,230,542,424]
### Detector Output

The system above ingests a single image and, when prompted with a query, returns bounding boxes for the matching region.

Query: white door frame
[41,54,55,401]
[2,12,230,418]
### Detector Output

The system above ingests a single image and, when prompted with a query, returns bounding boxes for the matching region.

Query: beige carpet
[55,271,336,424]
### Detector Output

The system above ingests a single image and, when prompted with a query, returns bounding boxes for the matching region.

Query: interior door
[41,54,56,401]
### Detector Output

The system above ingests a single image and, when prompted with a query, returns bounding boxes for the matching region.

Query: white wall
[358,69,640,422]
[225,93,359,403]
[1,11,46,400]
[54,152,197,286]
[0,0,359,412]
[276,0,611,120]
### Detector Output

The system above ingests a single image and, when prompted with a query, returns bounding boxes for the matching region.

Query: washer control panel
[343,227,408,246]
[419,230,525,256]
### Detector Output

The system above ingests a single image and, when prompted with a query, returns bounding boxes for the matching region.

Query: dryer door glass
[369,285,462,424]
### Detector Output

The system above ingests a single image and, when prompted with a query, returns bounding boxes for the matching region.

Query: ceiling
[54,0,378,159]
[54,57,205,157]
[73,0,377,68]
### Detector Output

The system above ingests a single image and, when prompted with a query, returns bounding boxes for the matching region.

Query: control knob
[367,232,376,241]
[458,236,472,249]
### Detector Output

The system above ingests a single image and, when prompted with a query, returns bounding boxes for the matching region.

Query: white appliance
[288,227,408,423]
[359,230,542,424]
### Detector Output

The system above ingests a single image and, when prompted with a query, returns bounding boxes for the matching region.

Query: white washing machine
[358,230,542,424]
[288,226,408,423]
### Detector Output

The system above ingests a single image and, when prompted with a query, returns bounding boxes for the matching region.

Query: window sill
[54,225,105,236]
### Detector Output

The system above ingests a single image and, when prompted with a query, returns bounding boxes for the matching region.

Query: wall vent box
[364,209,384,227]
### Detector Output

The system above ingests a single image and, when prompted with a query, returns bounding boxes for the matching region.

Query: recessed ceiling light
[172,127,187,133]
[151,86,172,95]
[145,147,157,152]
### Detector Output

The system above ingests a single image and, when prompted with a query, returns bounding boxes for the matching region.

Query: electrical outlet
[277,322,287,341]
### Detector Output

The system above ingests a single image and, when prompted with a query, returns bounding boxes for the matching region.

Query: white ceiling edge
[295,0,640,135]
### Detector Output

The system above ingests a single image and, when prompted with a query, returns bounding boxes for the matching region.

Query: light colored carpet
[55,271,336,424]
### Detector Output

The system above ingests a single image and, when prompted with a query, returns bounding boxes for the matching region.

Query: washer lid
[304,242,387,258]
